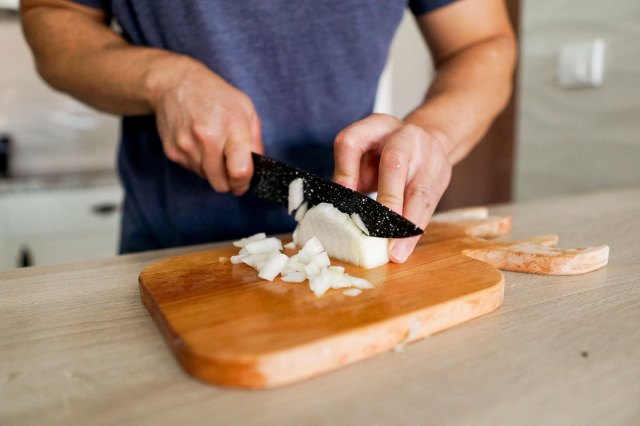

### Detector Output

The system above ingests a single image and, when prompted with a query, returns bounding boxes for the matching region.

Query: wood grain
[139,240,505,388]
[138,208,608,388]
[1,189,637,426]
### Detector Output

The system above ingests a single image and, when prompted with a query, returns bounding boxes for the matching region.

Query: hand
[149,57,263,195]
[333,113,452,263]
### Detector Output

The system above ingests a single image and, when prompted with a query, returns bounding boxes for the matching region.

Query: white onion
[293,203,389,269]
[311,251,331,269]
[241,253,269,268]
[282,259,306,274]
[244,237,283,254]
[233,232,266,248]
[294,202,308,222]
[350,213,370,236]
[309,268,331,297]
[281,271,306,283]
[288,178,305,214]
[231,231,374,297]
[304,262,321,277]
[284,241,297,250]
[328,269,351,288]
[348,276,374,289]
[258,252,289,281]
[297,237,324,263]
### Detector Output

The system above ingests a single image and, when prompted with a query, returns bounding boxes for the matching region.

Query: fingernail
[390,239,411,263]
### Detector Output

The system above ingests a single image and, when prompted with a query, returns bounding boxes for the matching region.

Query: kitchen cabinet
[0,181,122,269]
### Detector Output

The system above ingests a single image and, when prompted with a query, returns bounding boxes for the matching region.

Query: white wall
[375,11,434,118]
[0,13,118,177]
[516,0,640,200]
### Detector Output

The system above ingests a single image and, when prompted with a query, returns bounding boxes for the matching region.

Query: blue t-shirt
[74,0,456,253]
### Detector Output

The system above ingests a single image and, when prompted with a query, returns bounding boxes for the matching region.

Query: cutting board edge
[141,273,505,389]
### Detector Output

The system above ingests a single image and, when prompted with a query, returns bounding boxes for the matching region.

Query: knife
[250,153,423,238]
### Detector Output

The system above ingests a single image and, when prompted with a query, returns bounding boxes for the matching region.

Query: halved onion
[293,203,388,269]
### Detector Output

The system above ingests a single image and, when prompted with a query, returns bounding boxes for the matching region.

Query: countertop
[1,188,639,425]
[0,171,119,195]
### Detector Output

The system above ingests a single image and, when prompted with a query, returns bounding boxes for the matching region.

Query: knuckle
[403,123,426,139]
[175,134,194,152]
[164,147,182,163]
[371,112,400,126]
[335,130,358,151]
[406,182,431,201]
[192,123,214,141]
[380,147,406,172]
[237,94,255,115]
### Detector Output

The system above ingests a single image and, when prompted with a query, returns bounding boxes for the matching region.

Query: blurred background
[0,0,638,269]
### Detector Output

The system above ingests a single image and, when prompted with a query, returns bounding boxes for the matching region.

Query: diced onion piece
[288,178,305,214]
[348,276,374,289]
[241,253,270,269]
[304,262,321,277]
[294,202,308,222]
[297,237,324,264]
[311,252,331,269]
[258,252,290,281]
[343,288,362,297]
[328,265,345,274]
[284,241,297,250]
[281,271,306,283]
[293,203,389,269]
[283,260,306,274]
[309,268,331,297]
[233,232,267,248]
[230,254,245,264]
[244,237,283,254]
[350,213,370,236]
[328,269,352,288]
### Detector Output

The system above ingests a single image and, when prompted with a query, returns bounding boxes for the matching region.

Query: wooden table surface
[1,189,639,426]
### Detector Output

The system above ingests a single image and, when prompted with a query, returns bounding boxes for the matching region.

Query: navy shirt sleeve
[409,0,457,16]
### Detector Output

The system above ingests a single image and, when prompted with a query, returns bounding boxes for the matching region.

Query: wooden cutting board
[139,208,608,389]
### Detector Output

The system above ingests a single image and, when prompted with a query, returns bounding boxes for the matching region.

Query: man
[21,0,516,262]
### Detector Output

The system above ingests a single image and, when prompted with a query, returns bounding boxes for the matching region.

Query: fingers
[376,126,417,215]
[333,114,401,190]
[153,66,260,195]
[375,125,452,263]
[224,121,254,195]
[388,169,447,263]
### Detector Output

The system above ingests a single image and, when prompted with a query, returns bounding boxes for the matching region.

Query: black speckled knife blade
[250,153,423,238]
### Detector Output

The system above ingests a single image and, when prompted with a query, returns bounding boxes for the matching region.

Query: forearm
[20,1,193,116]
[405,34,517,165]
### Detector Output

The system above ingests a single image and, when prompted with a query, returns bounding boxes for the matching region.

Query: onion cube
[258,252,290,281]
[244,237,283,254]
[281,271,306,283]
[233,232,266,248]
